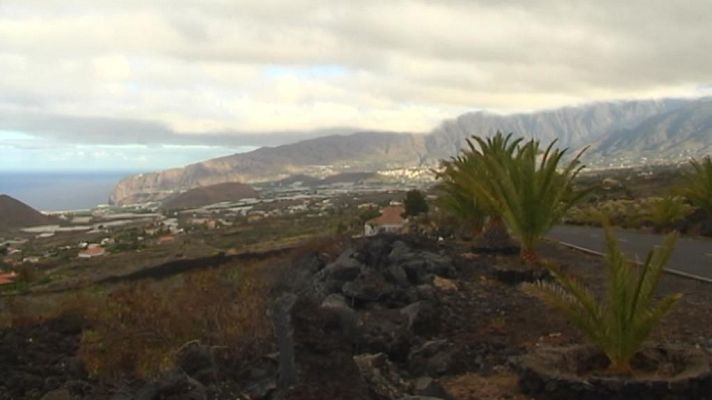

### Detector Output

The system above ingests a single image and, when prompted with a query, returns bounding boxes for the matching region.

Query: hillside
[319,172,377,185]
[0,194,55,230]
[111,132,425,205]
[424,98,688,162]
[111,97,712,205]
[161,182,259,210]
[592,98,712,163]
[274,174,323,187]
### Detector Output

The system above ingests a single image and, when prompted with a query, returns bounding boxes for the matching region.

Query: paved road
[548,225,712,282]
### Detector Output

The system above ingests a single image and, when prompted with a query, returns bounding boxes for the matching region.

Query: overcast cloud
[1,0,711,153]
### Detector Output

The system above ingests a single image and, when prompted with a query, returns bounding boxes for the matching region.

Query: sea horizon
[0,170,142,212]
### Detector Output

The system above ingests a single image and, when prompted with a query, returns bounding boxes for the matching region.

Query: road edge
[555,240,712,285]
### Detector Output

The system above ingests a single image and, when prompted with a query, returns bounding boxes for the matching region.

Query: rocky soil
[2,233,712,399]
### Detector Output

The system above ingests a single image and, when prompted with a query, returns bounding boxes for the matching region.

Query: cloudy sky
[1,0,711,171]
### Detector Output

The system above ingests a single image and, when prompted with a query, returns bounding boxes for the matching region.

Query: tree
[481,139,589,263]
[438,132,522,246]
[525,221,681,373]
[434,164,487,236]
[403,189,429,217]
[444,133,589,263]
[358,208,381,224]
[681,156,712,215]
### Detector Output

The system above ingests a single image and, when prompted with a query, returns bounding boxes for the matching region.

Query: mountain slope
[423,98,688,162]
[111,97,712,205]
[0,194,55,230]
[161,182,258,210]
[592,98,712,162]
[111,132,426,204]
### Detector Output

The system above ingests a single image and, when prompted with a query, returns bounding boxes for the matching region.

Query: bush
[565,196,694,232]
[403,189,429,217]
[682,156,712,215]
[646,195,693,232]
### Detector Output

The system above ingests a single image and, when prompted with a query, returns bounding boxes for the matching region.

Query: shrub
[682,156,712,215]
[403,189,429,217]
[525,221,681,373]
[645,195,692,231]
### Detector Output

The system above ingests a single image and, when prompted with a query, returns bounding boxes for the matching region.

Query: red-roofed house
[157,235,176,245]
[0,271,17,285]
[78,244,106,259]
[364,206,407,236]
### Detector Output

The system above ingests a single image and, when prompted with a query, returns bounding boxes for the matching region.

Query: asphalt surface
[548,225,712,282]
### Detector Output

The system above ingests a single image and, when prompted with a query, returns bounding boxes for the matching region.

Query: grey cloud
[0,0,711,142]
[0,109,355,147]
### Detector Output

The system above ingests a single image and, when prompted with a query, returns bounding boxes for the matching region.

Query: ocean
[0,171,138,211]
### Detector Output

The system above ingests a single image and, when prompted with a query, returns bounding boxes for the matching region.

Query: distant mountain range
[111,97,712,205]
[0,194,55,230]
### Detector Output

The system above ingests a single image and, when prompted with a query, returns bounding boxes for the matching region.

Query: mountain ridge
[110,132,425,204]
[110,97,712,205]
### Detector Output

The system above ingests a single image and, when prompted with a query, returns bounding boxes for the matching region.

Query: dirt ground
[438,239,712,399]
[1,237,711,399]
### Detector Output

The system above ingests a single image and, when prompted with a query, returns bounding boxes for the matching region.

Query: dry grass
[290,234,350,261]
[0,236,341,380]
[77,263,274,380]
[444,370,528,400]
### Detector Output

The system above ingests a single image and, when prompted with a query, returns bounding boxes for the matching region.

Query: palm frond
[526,219,681,371]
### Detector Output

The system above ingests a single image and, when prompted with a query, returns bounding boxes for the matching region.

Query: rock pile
[25,235,464,400]
[267,234,462,400]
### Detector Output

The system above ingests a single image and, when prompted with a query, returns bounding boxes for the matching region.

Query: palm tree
[681,156,712,215]
[442,132,522,247]
[434,163,488,236]
[464,138,589,263]
[525,221,681,373]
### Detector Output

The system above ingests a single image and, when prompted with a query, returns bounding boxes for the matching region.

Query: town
[0,173,432,293]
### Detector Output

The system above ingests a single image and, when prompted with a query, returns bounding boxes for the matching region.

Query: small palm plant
[437,131,522,243]
[434,164,488,236]
[464,138,590,263]
[438,133,590,262]
[682,156,712,215]
[525,221,681,373]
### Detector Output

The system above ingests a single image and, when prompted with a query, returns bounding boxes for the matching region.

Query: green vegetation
[438,132,589,263]
[357,208,381,224]
[682,156,712,215]
[434,162,488,236]
[566,195,693,233]
[437,133,523,245]
[403,189,429,217]
[525,221,681,373]
[646,195,692,231]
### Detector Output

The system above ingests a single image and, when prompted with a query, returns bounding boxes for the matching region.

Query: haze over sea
[0,171,137,212]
